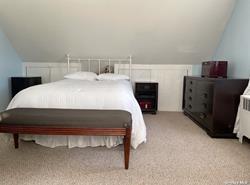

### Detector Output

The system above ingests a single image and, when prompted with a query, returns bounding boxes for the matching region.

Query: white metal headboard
[66,54,132,79]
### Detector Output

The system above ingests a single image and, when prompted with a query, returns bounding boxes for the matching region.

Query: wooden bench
[0,108,132,169]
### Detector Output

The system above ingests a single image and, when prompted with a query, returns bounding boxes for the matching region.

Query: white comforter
[7,79,146,149]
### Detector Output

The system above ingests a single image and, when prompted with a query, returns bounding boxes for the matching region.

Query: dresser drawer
[193,112,213,131]
[185,79,195,93]
[196,81,214,91]
[185,102,194,112]
[184,99,201,113]
[185,84,196,101]
[196,102,213,113]
[185,94,194,102]
[185,96,213,113]
[186,78,196,87]
[197,80,214,95]
[196,91,213,102]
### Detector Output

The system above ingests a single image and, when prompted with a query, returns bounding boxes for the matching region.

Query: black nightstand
[135,82,158,114]
[11,77,42,97]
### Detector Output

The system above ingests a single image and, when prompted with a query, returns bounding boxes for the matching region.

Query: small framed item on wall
[135,82,158,114]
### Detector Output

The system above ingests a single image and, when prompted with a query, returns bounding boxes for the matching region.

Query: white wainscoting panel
[23,62,81,83]
[115,64,192,111]
[23,63,192,112]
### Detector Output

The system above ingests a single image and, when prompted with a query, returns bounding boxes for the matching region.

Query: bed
[5,56,146,149]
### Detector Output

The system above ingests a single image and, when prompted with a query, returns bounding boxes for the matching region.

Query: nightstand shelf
[136,95,156,99]
[135,82,158,114]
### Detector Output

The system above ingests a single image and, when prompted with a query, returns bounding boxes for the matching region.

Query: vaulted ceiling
[0,0,235,64]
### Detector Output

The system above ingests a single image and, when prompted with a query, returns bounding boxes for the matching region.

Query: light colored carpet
[0,112,250,185]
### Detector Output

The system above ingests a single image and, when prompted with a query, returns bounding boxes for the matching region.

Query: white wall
[0,0,235,64]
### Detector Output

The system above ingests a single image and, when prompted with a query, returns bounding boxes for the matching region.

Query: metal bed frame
[66,54,132,79]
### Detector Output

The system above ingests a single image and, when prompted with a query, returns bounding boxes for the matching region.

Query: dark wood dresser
[11,77,42,97]
[183,76,248,138]
[135,82,158,114]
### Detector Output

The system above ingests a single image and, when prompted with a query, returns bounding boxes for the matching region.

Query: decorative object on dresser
[183,76,248,138]
[135,82,158,114]
[202,61,228,78]
[11,77,42,97]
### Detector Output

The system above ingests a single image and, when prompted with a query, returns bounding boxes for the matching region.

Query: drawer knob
[190,81,193,85]
[189,89,192,93]
[189,96,192,101]
[188,105,192,109]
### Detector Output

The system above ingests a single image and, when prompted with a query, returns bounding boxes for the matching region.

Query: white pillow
[64,72,97,81]
[97,73,130,81]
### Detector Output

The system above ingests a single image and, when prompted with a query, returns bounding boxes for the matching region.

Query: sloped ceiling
[0,0,235,64]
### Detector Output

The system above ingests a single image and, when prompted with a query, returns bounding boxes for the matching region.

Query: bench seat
[0,108,132,169]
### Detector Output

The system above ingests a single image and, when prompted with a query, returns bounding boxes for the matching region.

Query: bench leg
[13,133,19,149]
[124,128,131,170]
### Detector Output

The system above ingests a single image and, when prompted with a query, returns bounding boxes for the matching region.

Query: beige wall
[0,0,235,64]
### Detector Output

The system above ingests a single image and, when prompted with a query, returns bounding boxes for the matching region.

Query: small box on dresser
[183,76,249,138]
[11,77,42,97]
[135,82,158,114]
